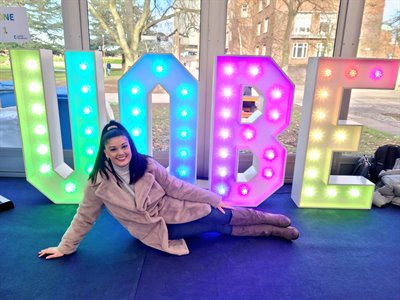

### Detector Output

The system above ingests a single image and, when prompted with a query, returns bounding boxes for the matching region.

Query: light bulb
[323,68,332,78]
[263,168,273,178]
[271,88,282,100]
[83,106,92,115]
[31,103,44,115]
[249,66,260,76]
[312,129,324,141]
[132,108,140,116]
[132,128,141,137]
[81,85,90,93]
[220,129,230,139]
[36,144,48,155]
[306,168,318,179]
[34,125,46,135]
[218,167,228,177]
[26,60,38,70]
[304,186,315,197]
[326,187,337,197]
[223,88,233,98]
[308,149,321,161]
[65,182,76,193]
[349,188,360,197]
[269,110,280,121]
[219,148,229,159]
[243,128,255,140]
[264,149,276,160]
[239,185,250,195]
[221,108,231,119]
[39,164,51,174]
[216,184,228,196]
[224,65,234,76]
[28,83,40,93]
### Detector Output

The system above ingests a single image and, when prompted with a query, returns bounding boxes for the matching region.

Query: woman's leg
[167,207,299,241]
[167,208,233,239]
[230,208,291,227]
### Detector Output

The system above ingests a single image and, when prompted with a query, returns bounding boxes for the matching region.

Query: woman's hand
[38,247,65,260]
[216,201,234,214]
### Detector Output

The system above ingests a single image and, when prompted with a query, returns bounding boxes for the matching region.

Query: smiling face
[104,135,132,168]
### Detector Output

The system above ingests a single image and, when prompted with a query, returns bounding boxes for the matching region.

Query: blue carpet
[1,178,399,300]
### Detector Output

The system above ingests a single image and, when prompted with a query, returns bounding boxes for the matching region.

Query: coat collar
[94,169,156,212]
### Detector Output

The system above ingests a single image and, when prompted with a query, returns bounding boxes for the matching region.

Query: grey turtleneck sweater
[112,163,135,197]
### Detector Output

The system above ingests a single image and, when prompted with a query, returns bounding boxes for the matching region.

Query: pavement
[294,86,399,136]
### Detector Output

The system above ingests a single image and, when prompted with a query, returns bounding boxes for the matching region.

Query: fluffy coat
[58,158,221,256]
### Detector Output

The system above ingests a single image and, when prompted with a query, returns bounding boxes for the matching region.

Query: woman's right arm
[38,184,103,260]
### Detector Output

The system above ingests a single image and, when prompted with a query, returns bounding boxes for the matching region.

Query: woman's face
[104,135,132,168]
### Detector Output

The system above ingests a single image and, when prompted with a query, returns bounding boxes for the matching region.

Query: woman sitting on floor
[39,120,299,258]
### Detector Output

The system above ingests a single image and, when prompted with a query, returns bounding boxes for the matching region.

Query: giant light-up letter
[10,50,107,203]
[292,58,400,209]
[210,56,294,206]
[119,54,198,183]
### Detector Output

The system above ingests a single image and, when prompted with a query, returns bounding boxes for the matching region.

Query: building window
[262,44,267,55]
[316,43,326,57]
[264,18,269,33]
[241,3,248,18]
[292,43,308,58]
[319,13,337,37]
[257,22,261,35]
[266,0,271,6]
[294,13,312,35]
[255,46,260,55]
[258,0,263,12]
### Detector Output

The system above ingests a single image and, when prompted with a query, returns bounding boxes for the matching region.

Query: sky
[383,0,400,21]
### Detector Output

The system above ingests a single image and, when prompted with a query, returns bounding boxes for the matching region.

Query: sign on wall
[0,7,31,43]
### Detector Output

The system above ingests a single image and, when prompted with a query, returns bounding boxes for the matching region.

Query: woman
[39,121,299,258]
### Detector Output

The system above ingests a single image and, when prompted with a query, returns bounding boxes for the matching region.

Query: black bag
[369,144,400,183]
[352,155,372,178]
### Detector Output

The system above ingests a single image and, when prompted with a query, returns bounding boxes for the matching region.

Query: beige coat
[58,158,221,256]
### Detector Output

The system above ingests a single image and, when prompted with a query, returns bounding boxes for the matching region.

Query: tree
[88,0,200,71]
[273,0,337,70]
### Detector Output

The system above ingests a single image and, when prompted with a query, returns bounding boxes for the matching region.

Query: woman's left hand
[216,201,234,214]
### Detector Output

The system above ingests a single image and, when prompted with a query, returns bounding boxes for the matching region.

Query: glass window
[87,0,201,158]
[255,46,260,55]
[348,0,400,155]
[319,13,337,37]
[258,0,263,12]
[292,43,308,58]
[264,18,269,33]
[257,22,261,35]
[293,13,312,35]
[226,0,340,153]
[241,3,248,18]
[316,43,326,57]
[0,0,65,152]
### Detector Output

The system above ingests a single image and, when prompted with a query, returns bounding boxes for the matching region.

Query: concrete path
[294,86,399,136]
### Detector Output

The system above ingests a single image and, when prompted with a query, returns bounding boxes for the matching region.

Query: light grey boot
[232,225,299,240]
[230,208,291,228]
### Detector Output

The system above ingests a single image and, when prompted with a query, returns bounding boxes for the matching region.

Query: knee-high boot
[230,208,291,228]
[231,224,299,240]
